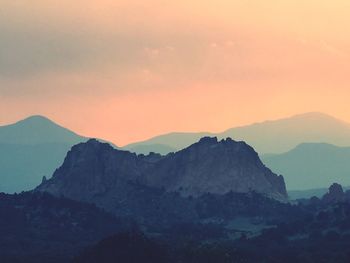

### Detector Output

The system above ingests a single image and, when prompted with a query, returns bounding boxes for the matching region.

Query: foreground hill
[0,116,110,193]
[1,184,347,263]
[1,190,301,263]
[75,184,350,263]
[0,191,126,263]
[262,143,350,190]
[124,112,350,154]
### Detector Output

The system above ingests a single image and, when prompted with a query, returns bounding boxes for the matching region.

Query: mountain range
[288,185,350,200]
[3,114,350,262]
[124,112,350,155]
[1,112,350,193]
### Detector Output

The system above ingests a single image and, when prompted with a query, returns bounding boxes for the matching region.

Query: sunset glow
[1,0,350,145]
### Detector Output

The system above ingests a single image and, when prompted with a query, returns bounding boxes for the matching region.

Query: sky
[0,0,350,146]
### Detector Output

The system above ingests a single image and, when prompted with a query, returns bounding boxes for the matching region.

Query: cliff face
[36,139,142,201]
[144,137,286,199]
[37,137,287,205]
[322,183,348,204]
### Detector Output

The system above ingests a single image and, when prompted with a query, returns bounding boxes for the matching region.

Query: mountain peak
[289,112,342,122]
[74,138,115,152]
[23,115,52,121]
[14,115,58,127]
[198,136,218,144]
[322,183,346,204]
[86,138,101,144]
[0,115,85,145]
[293,142,338,151]
[0,115,52,128]
[125,112,350,155]
[242,112,343,128]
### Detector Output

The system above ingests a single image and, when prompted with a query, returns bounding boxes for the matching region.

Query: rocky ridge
[37,137,287,200]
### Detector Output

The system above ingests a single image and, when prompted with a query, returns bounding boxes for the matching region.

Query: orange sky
[0,0,350,146]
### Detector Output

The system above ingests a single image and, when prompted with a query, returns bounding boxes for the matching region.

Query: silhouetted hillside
[73,184,350,263]
[0,191,127,263]
[124,112,350,154]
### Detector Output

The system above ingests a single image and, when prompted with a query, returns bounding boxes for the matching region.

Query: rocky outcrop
[36,139,143,202]
[322,183,347,204]
[37,137,287,202]
[143,137,286,199]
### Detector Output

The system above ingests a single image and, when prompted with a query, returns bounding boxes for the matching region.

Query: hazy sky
[1,0,350,145]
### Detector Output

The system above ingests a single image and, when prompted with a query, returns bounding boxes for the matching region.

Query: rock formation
[37,137,287,202]
[322,183,346,204]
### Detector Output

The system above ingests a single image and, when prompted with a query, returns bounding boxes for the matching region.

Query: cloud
[0,28,86,77]
[1,0,350,138]
[1,0,348,81]
[320,41,348,58]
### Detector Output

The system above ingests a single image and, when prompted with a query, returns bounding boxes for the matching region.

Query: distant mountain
[0,115,85,145]
[288,185,350,200]
[0,116,89,193]
[124,112,350,154]
[123,132,212,154]
[288,187,331,200]
[262,143,350,190]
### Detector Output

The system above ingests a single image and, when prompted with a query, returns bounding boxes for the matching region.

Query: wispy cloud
[1,0,350,144]
[320,41,348,58]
